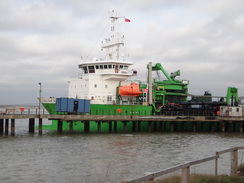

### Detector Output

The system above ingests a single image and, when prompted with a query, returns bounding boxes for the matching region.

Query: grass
[237,163,244,176]
[155,173,244,183]
[156,163,244,183]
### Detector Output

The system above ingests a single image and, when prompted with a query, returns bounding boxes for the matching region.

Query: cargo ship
[40,11,240,132]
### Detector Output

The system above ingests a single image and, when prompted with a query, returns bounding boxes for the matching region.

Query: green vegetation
[156,174,244,183]
[238,163,244,176]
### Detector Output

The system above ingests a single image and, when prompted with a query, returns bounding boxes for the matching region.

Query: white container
[219,106,243,117]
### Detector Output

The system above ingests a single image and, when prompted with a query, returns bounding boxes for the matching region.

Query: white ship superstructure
[68,10,136,104]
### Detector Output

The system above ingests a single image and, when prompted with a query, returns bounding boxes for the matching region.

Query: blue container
[67,98,75,113]
[77,99,85,113]
[56,98,69,112]
[56,98,90,113]
[84,100,90,113]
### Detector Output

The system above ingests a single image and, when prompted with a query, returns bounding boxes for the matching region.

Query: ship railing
[121,147,244,183]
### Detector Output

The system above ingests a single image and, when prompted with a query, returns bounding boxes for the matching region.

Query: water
[0,119,244,183]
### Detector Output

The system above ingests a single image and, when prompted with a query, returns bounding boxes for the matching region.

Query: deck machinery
[149,62,189,113]
[116,62,239,116]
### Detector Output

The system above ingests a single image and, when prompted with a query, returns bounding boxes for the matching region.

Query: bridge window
[88,66,95,73]
[83,66,88,74]
[108,65,112,69]
[100,65,103,69]
[95,65,99,69]
[104,65,108,69]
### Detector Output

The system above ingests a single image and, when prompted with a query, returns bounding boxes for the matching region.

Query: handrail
[121,146,244,183]
[216,147,238,155]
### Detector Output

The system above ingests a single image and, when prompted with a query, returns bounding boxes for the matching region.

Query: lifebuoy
[117,108,122,113]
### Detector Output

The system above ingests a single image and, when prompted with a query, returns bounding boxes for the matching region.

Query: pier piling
[240,122,243,132]
[137,121,141,132]
[193,122,197,132]
[154,121,158,132]
[210,122,214,132]
[5,119,9,136]
[57,120,63,133]
[29,118,35,133]
[123,121,127,133]
[159,122,163,132]
[148,121,152,132]
[222,122,226,132]
[181,122,185,131]
[69,121,73,133]
[170,122,174,132]
[109,121,112,132]
[11,119,15,136]
[84,121,90,133]
[97,121,101,133]
[0,119,3,134]
[39,118,43,135]
[200,122,204,132]
[114,121,117,132]
[132,121,136,132]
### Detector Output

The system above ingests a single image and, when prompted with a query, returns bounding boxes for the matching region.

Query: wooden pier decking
[0,113,243,135]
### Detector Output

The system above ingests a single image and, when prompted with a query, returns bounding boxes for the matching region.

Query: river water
[0,119,244,183]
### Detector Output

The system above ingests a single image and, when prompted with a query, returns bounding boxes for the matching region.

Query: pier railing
[0,107,48,115]
[121,146,244,183]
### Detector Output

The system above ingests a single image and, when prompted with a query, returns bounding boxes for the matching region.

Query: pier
[0,113,244,135]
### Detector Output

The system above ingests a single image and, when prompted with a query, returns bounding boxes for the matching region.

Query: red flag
[125,18,131,22]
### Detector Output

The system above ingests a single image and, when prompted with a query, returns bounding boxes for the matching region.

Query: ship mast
[102,10,125,61]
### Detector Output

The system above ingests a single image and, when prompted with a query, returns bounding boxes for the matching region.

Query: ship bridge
[78,60,136,80]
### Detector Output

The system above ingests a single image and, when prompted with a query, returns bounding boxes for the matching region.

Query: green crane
[147,63,189,112]
[226,87,238,106]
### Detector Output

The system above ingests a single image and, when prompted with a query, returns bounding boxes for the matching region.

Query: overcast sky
[0,0,244,105]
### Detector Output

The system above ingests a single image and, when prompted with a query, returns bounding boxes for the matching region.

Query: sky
[0,0,244,105]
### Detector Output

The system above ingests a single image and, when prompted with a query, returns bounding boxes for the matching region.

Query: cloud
[0,0,244,104]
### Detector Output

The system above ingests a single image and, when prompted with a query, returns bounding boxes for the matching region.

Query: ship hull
[41,102,154,132]
[41,102,242,132]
